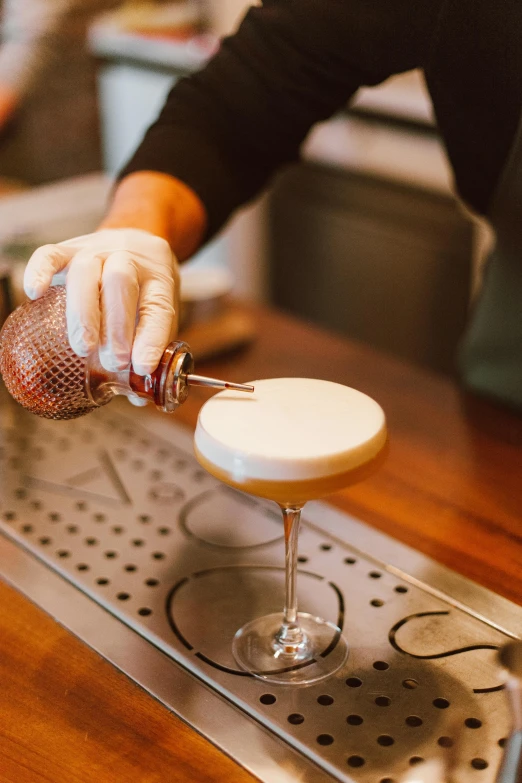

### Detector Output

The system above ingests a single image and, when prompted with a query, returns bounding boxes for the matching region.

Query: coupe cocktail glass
[194,377,387,685]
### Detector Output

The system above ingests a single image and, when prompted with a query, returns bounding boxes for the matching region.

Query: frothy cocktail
[194,377,387,685]
[194,377,387,505]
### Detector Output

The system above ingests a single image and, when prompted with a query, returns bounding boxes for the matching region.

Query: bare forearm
[98,171,207,262]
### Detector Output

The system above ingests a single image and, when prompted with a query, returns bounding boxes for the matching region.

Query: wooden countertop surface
[1,303,521,782]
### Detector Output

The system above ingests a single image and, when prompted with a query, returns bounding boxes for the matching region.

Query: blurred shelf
[89,21,217,72]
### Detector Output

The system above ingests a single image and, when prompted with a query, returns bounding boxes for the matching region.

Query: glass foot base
[232,611,348,685]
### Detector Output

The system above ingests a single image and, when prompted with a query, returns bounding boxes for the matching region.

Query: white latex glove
[23,229,180,377]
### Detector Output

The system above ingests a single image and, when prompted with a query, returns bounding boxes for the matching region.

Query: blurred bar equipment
[497,641,522,783]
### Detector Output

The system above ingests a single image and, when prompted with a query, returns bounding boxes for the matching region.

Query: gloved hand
[23,228,180,377]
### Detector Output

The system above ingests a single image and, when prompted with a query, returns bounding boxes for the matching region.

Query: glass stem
[277,505,304,648]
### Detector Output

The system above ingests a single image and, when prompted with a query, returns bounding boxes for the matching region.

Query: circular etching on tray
[179,486,284,550]
[148,482,185,504]
[165,565,343,675]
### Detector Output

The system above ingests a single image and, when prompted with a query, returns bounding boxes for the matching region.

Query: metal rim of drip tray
[0,401,521,783]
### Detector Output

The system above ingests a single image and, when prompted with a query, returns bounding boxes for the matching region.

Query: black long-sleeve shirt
[122,0,522,239]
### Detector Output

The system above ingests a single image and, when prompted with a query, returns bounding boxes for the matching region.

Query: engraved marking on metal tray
[0,406,514,782]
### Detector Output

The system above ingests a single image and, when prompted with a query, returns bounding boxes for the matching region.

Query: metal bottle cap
[158,341,254,413]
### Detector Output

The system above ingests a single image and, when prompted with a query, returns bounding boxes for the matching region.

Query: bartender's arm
[24,0,441,375]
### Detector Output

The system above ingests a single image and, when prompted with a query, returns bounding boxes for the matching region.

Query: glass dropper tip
[186,373,254,393]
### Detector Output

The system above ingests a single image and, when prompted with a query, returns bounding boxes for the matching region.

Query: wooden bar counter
[1,303,521,782]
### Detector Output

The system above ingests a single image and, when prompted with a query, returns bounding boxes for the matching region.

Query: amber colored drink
[194,377,387,685]
[194,377,387,505]
[195,445,387,506]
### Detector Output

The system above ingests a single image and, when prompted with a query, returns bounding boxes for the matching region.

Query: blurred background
[0,0,492,375]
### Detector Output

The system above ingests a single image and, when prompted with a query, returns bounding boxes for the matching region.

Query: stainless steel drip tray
[1,399,521,783]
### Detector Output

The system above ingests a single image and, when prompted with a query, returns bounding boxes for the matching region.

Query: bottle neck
[85,341,193,413]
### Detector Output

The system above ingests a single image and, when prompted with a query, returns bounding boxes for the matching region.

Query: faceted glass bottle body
[0,285,193,419]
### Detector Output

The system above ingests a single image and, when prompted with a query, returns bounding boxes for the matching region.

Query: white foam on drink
[195,378,386,483]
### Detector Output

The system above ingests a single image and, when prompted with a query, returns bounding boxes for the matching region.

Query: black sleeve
[120,0,443,239]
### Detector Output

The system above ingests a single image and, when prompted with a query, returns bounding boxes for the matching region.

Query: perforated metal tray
[1,398,521,783]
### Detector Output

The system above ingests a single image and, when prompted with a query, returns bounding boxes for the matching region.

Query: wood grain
[0,579,257,783]
[1,301,521,783]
